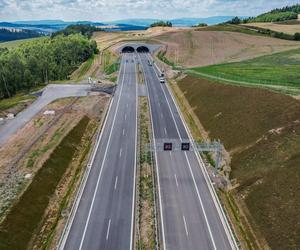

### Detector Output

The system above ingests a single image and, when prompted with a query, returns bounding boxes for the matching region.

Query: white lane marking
[126,103,128,108]
[161,113,163,119]
[146,53,217,250]
[59,56,126,250]
[119,148,122,158]
[114,176,118,190]
[138,53,166,250]
[174,174,179,187]
[125,114,127,120]
[130,52,138,250]
[164,127,167,135]
[162,63,238,249]
[78,55,127,250]
[122,128,125,136]
[183,215,189,236]
[106,219,111,240]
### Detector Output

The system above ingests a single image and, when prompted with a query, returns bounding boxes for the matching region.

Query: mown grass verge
[76,54,95,79]
[103,50,120,75]
[189,47,300,95]
[157,50,175,67]
[0,93,36,112]
[0,116,90,249]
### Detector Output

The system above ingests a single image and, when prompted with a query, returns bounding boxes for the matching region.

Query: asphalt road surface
[0,84,90,147]
[60,53,137,250]
[138,53,237,250]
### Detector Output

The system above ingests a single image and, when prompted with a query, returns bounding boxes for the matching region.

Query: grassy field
[153,29,300,68]
[0,116,90,249]
[0,37,46,49]
[190,48,300,94]
[177,75,300,249]
[102,50,120,75]
[242,22,300,35]
[0,93,36,112]
[198,24,267,36]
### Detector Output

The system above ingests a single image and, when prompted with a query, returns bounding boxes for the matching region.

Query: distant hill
[170,16,243,26]
[105,16,242,27]
[14,20,67,25]
[0,16,247,35]
[0,28,42,42]
[0,21,106,34]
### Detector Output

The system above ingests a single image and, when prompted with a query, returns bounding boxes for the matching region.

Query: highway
[138,52,237,250]
[60,53,137,250]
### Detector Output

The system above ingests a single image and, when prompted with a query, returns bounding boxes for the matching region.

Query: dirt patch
[153,30,300,67]
[0,116,91,250]
[0,94,110,249]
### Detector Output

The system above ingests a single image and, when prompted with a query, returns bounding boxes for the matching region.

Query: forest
[0,28,42,42]
[0,33,98,99]
[244,4,300,23]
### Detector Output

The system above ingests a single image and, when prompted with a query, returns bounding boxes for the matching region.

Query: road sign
[181,143,190,151]
[163,143,172,151]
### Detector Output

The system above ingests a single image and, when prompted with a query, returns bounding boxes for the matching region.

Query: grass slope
[0,116,90,249]
[0,37,46,49]
[190,48,300,93]
[177,75,300,249]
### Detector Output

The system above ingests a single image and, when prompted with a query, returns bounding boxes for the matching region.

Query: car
[132,60,134,63]
[160,77,165,84]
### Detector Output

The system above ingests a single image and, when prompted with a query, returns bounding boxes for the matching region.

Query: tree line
[51,24,102,39]
[239,4,300,23]
[0,33,98,99]
[0,28,42,42]
[150,21,172,28]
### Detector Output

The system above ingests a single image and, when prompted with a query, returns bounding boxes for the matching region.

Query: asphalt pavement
[138,53,237,250]
[60,53,138,250]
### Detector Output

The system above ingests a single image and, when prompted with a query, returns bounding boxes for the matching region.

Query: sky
[0,0,299,22]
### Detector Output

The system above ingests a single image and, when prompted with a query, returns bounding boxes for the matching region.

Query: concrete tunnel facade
[119,43,160,54]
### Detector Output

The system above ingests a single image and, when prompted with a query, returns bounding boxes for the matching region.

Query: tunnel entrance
[122,46,135,53]
[136,46,150,53]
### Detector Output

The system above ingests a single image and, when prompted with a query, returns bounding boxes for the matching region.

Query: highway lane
[138,53,237,250]
[60,53,137,250]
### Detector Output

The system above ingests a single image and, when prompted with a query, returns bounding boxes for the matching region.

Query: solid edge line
[129,53,138,250]
[151,55,239,249]
[138,53,167,250]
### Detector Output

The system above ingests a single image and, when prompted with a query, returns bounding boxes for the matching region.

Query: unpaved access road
[0,84,91,147]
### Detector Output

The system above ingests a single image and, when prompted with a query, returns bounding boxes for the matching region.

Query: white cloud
[0,0,299,21]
